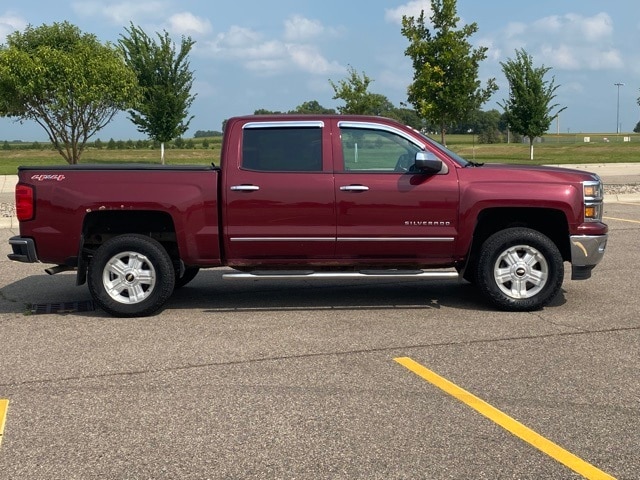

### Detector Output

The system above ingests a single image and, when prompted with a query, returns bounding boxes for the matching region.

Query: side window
[242,127,322,172]
[340,127,421,173]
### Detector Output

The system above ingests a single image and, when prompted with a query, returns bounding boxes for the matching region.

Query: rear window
[242,127,322,172]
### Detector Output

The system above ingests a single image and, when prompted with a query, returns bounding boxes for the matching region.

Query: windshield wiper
[465,160,485,167]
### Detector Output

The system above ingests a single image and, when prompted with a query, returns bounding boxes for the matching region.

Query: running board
[222,269,460,280]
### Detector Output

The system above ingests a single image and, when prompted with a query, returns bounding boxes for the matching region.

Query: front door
[334,121,459,266]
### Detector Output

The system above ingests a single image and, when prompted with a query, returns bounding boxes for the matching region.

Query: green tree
[119,23,196,164]
[476,110,502,144]
[500,49,566,160]
[634,121,640,134]
[385,106,425,131]
[401,0,497,146]
[329,66,393,115]
[0,22,138,164]
[194,130,222,138]
[291,100,336,114]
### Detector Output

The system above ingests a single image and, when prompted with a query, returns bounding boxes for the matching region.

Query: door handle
[230,185,260,191]
[340,185,369,192]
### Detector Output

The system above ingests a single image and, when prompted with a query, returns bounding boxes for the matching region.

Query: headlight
[583,181,603,200]
[583,180,603,222]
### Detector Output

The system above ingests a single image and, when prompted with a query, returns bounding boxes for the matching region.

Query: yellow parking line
[0,399,8,448]
[394,357,616,480]
[604,216,640,224]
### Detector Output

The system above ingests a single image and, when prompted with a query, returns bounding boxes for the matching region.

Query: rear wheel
[475,228,563,311]
[88,234,175,317]
[175,266,200,288]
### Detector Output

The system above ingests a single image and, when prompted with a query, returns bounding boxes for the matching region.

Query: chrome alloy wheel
[493,244,549,299]
[102,251,157,304]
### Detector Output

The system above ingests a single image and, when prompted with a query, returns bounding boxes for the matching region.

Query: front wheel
[475,228,564,311]
[88,234,175,317]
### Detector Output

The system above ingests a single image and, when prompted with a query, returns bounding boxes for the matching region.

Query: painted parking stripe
[394,357,616,480]
[604,216,640,224]
[0,399,8,448]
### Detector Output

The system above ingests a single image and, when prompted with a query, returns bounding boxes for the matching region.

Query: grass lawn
[1,134,638,175]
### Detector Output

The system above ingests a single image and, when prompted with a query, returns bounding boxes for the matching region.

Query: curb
[604,194,640,204]
[0,217,17,230]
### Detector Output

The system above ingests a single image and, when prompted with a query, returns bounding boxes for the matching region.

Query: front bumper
[570,234,608,280]
[8,236,39,263]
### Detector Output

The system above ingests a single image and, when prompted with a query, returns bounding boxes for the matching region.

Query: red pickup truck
[8,115,608,317]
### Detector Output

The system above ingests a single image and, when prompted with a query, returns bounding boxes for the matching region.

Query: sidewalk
[0,175,18,230]
[2,164,640,229]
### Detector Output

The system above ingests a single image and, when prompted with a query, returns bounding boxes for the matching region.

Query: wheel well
[471,208,570,261]
[81,210,178,261]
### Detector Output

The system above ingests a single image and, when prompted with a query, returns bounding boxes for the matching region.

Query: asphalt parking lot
[0,201,639,479]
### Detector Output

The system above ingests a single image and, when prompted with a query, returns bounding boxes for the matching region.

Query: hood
[463,163,602,184]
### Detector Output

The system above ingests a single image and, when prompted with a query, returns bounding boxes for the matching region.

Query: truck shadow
[0,268,567,316]
[169,268,567,314]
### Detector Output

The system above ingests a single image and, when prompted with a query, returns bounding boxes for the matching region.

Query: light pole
[614,82,624,134]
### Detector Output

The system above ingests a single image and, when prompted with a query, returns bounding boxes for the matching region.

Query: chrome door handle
[230,185,260,191]
[339,185,369,192]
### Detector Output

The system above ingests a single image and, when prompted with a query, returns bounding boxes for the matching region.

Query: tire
[88,234,175,317]
[475,228,564,311]
[175,266,200,289]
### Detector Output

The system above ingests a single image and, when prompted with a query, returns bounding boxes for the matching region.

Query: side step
[222,269,460,280]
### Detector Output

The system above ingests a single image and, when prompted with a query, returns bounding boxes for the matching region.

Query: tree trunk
[440,119,447,147]
[160,142,165,165]
[529,138,534,160]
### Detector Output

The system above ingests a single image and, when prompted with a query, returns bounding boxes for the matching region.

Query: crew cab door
[333,121,459,264]
[223,120,336,263]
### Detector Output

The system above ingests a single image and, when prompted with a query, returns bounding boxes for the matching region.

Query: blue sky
[1,0,640,141]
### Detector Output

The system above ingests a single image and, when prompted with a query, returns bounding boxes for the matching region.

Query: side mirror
[414,151,443,174]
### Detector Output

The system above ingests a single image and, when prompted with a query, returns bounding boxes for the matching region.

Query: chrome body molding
[223,269,460,280]
[230,237,454,242]
[230,237,334,242]
[243,120,324,129]
[337,237,454,242]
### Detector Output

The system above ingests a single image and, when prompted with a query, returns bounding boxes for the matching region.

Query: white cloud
[504,22,527,39]
[212,25,263,50]
[167,12,212,36]
[0,12,27,42]
[204,23,343,76]
[498,12,622,71]
[287,43,343,75]
[284,15,324,41]
[385,0,432,25]
[534,12,613,43]
[72,1,169,25]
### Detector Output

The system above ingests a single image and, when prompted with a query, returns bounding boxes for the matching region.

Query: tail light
[15,184,34,221]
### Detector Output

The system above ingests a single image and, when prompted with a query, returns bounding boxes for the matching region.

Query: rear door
[223,120,336,263]
[333,120,459,265]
